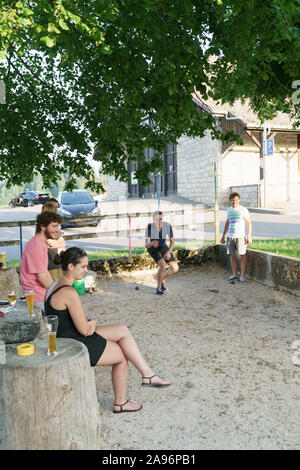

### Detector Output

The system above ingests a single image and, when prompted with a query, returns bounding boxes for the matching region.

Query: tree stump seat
[0,267,21,298]
[0,338,101,450]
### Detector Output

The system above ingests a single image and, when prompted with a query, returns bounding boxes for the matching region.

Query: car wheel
[28,200,34,207]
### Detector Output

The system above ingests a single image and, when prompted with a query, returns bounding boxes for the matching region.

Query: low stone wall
[88,245,219,277]
[218,244,300,296]
[88,245,300,297]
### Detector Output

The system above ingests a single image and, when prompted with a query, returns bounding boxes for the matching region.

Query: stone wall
[88,245,300,298]
[218,244,300,296]
[176,132,221,205]
[229,184,260,208]
[88,245,219,277]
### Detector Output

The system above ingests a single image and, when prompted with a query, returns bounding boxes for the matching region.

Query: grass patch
[86,242,214,260]
[250,238,300,259]
[10,240,299,265]
[6,259,20,267]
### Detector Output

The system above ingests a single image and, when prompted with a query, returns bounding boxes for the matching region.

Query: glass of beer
[0,252,6,267]
[24,290,35,317]
[45,315,58,357]
[7,290,17,310]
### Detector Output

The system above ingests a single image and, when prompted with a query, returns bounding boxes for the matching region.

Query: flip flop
[141,374,172,387]
[113,399,142,414]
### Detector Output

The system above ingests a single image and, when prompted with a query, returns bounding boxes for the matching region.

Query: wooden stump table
[0,267,21,299]
[0,338,101,450]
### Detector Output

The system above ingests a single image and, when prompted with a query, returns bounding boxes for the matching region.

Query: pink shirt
[20,235,49,303]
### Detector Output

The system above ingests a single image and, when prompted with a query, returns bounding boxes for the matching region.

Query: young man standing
[145,211,179,295]
[221,192,252,283]
[20,211,63,307]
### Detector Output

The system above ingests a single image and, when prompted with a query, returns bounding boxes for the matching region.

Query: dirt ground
[81,263,300,450]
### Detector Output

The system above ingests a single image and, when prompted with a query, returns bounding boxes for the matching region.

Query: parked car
[57,190,101,227]
[9,191,50,207]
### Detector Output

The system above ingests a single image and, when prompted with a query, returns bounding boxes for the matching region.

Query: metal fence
[0,206,219,258]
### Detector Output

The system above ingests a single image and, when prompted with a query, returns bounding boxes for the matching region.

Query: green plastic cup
[72,279,85,295]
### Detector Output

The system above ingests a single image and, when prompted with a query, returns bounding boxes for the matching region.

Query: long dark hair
[60,247,88,271]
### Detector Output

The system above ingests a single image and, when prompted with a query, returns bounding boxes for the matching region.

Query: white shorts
[226,237,247,256]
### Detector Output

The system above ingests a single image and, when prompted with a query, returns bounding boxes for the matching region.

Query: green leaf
[101,44,112,54]
[48,23,60,34]
[34,25,43,33]
[68,13,81,24]
[40,36,55,47]
[58,18,69,31]
[23,8,34,17]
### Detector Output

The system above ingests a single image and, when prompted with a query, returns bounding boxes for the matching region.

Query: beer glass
[0,252,6,267]
[24,290,35,317]
[7,290,17,310]
[45,315,58,357]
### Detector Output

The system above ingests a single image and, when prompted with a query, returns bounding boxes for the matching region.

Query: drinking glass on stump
[45,315,58,357]
[7,290,17,311]
[24,290,35,317]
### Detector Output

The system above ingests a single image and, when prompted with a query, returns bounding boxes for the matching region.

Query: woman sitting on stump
[44,247,171,413]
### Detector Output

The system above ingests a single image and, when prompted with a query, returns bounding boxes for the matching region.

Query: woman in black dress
[44,247,171,413]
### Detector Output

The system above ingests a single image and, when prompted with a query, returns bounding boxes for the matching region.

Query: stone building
[106,97,300,208]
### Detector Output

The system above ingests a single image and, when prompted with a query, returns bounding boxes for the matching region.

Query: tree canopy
[0,0,299,191]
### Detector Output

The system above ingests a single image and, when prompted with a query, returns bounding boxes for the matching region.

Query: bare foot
[113,399,142,413]
[142,374,172,387]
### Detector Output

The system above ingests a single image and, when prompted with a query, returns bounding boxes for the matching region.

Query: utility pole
[214,162,220,244]
[263,121,267,208]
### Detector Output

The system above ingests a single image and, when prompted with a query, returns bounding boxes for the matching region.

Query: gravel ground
[81,263,300,450]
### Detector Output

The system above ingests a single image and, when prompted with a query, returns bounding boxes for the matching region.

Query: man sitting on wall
[20,211,63,308]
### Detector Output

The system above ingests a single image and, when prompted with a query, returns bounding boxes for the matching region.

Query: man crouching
[145,211,179,295]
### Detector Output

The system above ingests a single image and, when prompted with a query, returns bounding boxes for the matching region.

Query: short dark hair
[153,210,163,220]
[36,212,62,233]
[229,192,240,201]
[48,198,58,203]
[60,247,88,271]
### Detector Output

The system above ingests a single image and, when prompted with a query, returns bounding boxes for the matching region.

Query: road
[0,202,299,261]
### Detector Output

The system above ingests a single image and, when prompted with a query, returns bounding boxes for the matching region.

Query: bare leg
[97,340,141,412]
[96,324,171,386]
[240,255,247,277]
[157,259,166,289]
[229,254,238,277]
[162,261,179,283]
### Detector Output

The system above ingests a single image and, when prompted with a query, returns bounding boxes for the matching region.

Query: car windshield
[61,191,94,205]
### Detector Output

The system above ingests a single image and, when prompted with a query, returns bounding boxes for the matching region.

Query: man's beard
[44,227,56,239]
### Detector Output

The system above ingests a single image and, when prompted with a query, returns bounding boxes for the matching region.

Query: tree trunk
[0,267,21,298]
[0,338,102,450]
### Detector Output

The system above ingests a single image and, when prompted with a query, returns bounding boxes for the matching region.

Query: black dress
[44,285,107,366]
